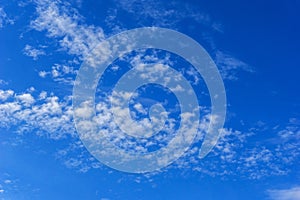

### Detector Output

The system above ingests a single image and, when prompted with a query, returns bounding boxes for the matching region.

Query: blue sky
[0,0,300,199]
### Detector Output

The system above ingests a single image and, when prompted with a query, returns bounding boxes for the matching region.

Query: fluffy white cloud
[38,70,48,78]
[0,89,14,101]
[15,93,35,106]
[3,84,295,177]
[0,88,75,139]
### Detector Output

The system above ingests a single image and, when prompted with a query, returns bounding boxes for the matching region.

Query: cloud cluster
[1,81,297,178]
[52,109,300,179]
[23,45,46,60]
[29,0,252,83]
[38,63,78,85]
[30,0,105,60]
[1,0,297,179]
[0,88,75,139]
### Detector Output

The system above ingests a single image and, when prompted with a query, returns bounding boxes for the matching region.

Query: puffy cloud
[38,70,48,78]
[2,0,293,177]
[0,88,75,139]
[15,93,35,106]
[2,84,298,178]
[0,89,14,101]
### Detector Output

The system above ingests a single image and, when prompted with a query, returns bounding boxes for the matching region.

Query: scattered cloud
[15,93,35,106]
[56,94,300,179]
[215,50,254,80]
[278,118,300,141]
[23,45,45,60]
[30,0,105,60]
[110,0,219,31]
[104,0,254,83]
[38,70,48,78]
[0,0,294,179]
[38,63,77,85]
[0,7,14,28]
[55,139,103,173]
[0,173,39,198]
[168,117,300,179]
[0,89,14,101]
[267,186,300,200]
[0,88,75,139]
[29,0,253,87]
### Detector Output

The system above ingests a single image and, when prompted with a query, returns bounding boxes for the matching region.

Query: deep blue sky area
[0,0,299,199]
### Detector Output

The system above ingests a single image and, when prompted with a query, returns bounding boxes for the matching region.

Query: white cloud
[2,86,298,178]
[38,91,47,100]
[0,89,75,139]
[15,93,35,106]
[38,64,77,84]
[277,119,300,141]
[74,101,94,118]
[215,50,254,80]
[3,0,292,176]
[55,139,103,173]
[268,186,300,200]
[0,173,39,197]
[23,45,45,60]
[38,70,48,78]
[0,7,14,28]
[169,116,300,179]
[29,0,252,88]
[0,89,14,101]
[111,0,218,30]
[30,0,105,60]
[29,0,107,85]
[104,0,254,82]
